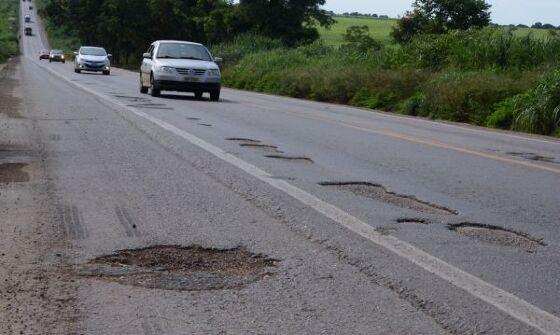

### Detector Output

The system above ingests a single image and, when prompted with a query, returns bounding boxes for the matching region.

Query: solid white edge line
[26,55,560,335]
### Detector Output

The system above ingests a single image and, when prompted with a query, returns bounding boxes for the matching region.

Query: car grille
[176,68,206,76]
[85,61,105,68]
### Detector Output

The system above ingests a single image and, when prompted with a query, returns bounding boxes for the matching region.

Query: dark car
[24,27,32,36]
[49,49,65,63]
[39,49,50,60]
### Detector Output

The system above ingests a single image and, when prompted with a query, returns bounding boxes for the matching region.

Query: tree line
[39,0,334,64]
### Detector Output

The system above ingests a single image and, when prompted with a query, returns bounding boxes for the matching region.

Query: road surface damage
[448,223,546,253]
[78,245,277,291]
[319,182,457,215]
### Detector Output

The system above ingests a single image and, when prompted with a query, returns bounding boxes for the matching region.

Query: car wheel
[194,91,203,100]
[49,60,51,63]
[150,74,161,97]
[74,69,81,73]
[210,89,220,102]
[139,73,148,94]
[103,71,110,75]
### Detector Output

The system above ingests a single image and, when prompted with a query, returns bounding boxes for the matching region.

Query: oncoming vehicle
[24,27,32,36]
[74,46,111,75]
[24,14,31,23]
[49,49,65,63]
[139,40,222,101]
[39,49,49,60]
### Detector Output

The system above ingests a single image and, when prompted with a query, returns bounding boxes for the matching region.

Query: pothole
[240,143,282,153]
[265,155,313,163]
[187,117,201,121]
[227,138,261,143]
[198,123,213,127]
[507,152,557,164]
[0,163,30,183]
[448,223,546,253]
[396,218,429,224]
[78,245,277,291]
[319,182,457,215]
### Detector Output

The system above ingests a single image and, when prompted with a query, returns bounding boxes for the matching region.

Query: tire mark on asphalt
[59,204,87,240]
[115,205,141,238]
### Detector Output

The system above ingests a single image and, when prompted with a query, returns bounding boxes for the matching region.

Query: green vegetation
[0,0,19,63]
[318,16,396,46]
[218,26,560,136]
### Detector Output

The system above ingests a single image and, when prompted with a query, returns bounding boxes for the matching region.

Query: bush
[418,71,534,124]
[211,33,283,66]
[513,69,560,135]
[0,0,19,63]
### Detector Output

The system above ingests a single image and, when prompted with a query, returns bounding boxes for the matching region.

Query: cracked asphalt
[1,3,559,334]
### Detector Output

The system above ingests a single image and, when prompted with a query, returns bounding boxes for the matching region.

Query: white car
[139,40,222,101]
[74,46,111,75]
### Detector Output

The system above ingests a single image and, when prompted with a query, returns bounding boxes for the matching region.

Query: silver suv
[74,46,111,75]
[140,40,222,101]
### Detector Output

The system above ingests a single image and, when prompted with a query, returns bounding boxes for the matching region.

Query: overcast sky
[324,0,560,26]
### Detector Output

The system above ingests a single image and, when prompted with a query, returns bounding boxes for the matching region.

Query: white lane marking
[28,56,560,335]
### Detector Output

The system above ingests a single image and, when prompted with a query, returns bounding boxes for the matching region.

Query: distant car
[24,14,31,23]
[29,5,33,9]
[39,49,49,60]
[49,49,65,63]
[139,40,222,100]
[73,46,111,75]
[24,27,32,36]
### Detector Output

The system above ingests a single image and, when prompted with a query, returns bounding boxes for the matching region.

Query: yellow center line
[243,101,560,175]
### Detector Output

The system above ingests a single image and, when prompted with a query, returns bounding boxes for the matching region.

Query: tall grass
[0,0,19,63]
[216,28,560,136]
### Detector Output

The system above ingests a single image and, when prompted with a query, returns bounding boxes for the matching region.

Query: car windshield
[51,50,63,55]
[156,43,211,61]
[81,47,107,56]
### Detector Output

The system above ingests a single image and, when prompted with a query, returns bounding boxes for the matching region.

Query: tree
[237,0,334,44]
[341,26,382,53]
[391,0,491,43]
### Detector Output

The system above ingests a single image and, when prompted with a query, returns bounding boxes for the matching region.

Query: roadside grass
[318,16,396,46]
[0,0,19,63]
[219,28,560,136]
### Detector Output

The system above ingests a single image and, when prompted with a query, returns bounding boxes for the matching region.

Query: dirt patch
[0,163,30,183]
[507,152,557,164]
[78,245,277,291]
[265,154,313,162]
[396,218,429,224]
[448,223,546,253]
[319,182,457,215]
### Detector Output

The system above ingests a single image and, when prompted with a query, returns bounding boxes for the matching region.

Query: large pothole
[0,163,30,183]
[320,182,457,215]
[448,223,546,253]
[78,245,277,291]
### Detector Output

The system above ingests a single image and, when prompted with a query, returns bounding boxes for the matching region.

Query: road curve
[2,2,560,334]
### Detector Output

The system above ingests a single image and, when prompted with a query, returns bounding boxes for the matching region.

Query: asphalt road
[1,3,559,334]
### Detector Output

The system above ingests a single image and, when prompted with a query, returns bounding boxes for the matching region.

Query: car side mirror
[73,51,78,55]
[214,57,223,65]
[107,54,112,58]
[142,53,151,59]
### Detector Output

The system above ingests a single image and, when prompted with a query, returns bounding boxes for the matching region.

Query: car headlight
[158,66,175,73]
[207,69,220,77]
[61,55,65,59]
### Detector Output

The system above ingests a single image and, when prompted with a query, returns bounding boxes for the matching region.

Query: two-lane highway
[2,2,559,334]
